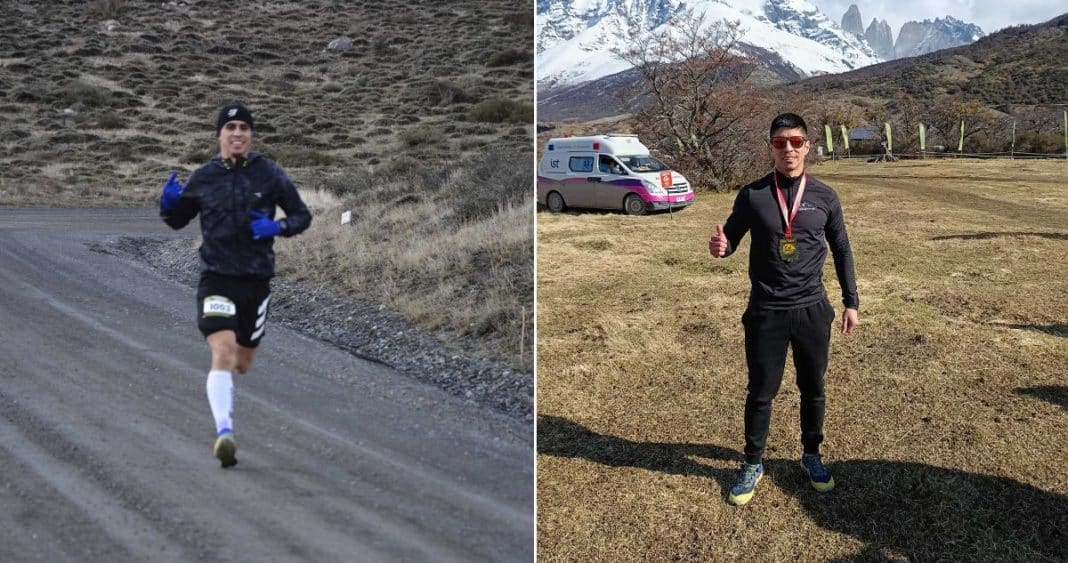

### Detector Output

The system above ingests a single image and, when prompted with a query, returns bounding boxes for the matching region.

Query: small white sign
[341,210,351,224]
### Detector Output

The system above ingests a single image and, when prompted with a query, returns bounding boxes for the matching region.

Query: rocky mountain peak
[864,18,894,59]
[841,4,864,37]
[894,16,985,58]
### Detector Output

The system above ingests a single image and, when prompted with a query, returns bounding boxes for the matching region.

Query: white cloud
[810,0,1065,39]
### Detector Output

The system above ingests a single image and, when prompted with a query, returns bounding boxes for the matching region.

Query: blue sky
[810,0,1065,38]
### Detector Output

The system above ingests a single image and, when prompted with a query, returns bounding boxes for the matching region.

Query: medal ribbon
[772,172,806,238]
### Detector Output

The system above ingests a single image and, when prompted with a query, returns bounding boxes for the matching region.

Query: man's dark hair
[770,113,807,137]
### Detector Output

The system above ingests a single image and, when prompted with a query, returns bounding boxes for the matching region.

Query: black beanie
[216,103,254,135]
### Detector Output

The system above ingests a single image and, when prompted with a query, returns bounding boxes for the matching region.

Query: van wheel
[623,194,647,216]
[546,191,566,213]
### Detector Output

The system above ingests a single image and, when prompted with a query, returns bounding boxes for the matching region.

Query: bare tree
[922,95,997,151]
[613,10,769,191]
[890,92,922,153]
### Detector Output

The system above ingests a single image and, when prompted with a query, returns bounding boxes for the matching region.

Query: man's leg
[206,330,239,467]
[731,308,790,505]
[791,301,835,492]
[790,301,834,455]
[232,287,269,375]
[234,346,258,374]
[742,308,791,464]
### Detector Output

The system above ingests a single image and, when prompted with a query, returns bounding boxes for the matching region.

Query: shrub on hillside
[55,80,111,108]
[1015,132,1064,154]
[182,145,215,164]
[90,0,126,18]
[486,49,530,67]
[95,111,126,129]
[398,126,436,147]
[444,148,533,222]
[503,11,534,29]
[423,80,476,106]
[261,144,335,167]
[467,98,532,124]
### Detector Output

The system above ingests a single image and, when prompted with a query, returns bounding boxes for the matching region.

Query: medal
[780,236,798,261]
[773,172,806,263]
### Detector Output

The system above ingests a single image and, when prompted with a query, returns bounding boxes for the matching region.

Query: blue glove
[250,210,282,240]
[160,171,183,211]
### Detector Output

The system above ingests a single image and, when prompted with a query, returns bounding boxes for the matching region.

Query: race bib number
[203,295,236,317]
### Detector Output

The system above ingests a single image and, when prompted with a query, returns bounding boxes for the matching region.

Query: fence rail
[820,150,1068,161]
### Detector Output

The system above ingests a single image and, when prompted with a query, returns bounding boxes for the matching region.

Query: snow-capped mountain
[894,16,985,58]
[536,0,880,88]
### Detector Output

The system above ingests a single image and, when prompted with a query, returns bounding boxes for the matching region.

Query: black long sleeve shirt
[722,171,859,310]
[161,151,312,280]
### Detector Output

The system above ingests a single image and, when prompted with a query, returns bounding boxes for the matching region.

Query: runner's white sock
[206,370,233,435]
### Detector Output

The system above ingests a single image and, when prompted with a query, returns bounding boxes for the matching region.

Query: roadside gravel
[110,235,534,423]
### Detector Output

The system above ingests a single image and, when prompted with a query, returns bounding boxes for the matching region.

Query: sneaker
[728,462,764,506]
[213,431,238,468]
[800,453,834,492]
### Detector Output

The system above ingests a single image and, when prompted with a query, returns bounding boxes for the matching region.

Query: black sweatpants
[742,300,835,465]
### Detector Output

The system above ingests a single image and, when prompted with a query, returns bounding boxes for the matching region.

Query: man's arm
[273,165,312,236]
[826,193,860,333]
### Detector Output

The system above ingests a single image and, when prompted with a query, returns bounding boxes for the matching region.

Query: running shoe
[213,430,238,468]
[800,453,834,492]
[728,462,764,506]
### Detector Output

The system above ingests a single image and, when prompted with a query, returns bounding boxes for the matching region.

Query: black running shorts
[196,273,271,348]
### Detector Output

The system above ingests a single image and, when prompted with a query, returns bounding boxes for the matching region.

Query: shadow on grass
[990,322,1068,339]
[538,414,1068,561]
[1016,385,1068,411]
[930,231,1068,241]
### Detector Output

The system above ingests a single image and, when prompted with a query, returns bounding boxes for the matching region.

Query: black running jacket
[721,171,859,310]
[161,151,312,280]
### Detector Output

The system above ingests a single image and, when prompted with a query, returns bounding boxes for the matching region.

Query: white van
[537,134,694,216]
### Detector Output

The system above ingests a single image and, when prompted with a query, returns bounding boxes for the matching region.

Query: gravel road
[0,207,533,562]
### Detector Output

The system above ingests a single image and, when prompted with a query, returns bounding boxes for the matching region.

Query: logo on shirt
[799,202,818,212]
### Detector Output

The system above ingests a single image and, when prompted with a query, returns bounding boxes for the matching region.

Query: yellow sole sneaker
[213,433,238,468]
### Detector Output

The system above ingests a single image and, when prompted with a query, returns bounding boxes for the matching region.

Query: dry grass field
[0,0,533,370]
[536,159,1068,561]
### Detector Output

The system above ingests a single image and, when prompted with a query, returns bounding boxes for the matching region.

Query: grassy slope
[536,159,1068,561]
[0,1,534,369]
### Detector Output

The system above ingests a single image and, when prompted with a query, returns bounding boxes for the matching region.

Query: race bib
[203,295,236,317]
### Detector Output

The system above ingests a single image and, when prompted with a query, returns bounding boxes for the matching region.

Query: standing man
[709,113,859,505]
[160,102,312,468]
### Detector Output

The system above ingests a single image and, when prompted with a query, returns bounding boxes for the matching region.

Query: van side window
[569,156,594,173]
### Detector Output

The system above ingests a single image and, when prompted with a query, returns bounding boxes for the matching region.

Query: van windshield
[618,156,669,173]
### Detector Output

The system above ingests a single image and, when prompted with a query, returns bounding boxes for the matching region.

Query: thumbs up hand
[709,224,729,258]
[160,171,184,211]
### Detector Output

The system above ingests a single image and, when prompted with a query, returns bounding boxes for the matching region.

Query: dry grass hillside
[537,159,1068,561]
[0,0,534,371]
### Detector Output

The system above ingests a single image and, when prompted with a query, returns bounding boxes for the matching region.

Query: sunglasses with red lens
[769,136,807,149]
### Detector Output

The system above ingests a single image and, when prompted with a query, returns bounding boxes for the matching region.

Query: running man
[160,102,312,467]
[709,112,859,505]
